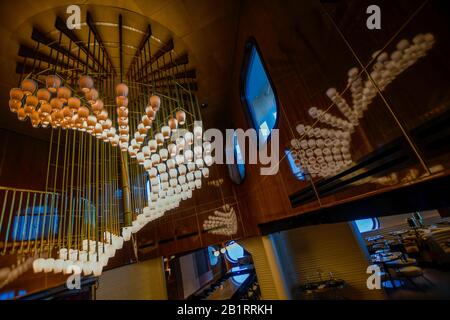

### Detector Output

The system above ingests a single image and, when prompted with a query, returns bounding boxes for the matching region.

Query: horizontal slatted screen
[272,222,385,300]
[240,237,281,300]
[96,257,167,300]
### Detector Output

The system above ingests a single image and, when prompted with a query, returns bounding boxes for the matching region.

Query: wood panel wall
[0,128,50,191]
[227,0,450,228]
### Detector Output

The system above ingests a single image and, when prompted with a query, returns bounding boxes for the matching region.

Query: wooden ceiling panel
[0,0,241,136]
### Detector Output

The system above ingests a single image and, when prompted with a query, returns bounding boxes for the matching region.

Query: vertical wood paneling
[226,0,450,228]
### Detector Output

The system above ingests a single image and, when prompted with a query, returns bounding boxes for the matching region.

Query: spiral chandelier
[2,11,211,277]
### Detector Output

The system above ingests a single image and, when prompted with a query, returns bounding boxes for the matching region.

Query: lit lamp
[73,261,83,275]
[138,123,147,135]
[116,83,129,97]
[37,88,50,103]
[46,75,61,93]
[168,144,177,158]
[146,106,155,120]
[176,110,186,125]
[77,106,90,121]
[17,108,27,121]
[142,115,152,128]
[93,123,103,137]
[194,125,202,140]
[86,88,99,105]
[32,258,45,273]
[30,110,41,128]
[9,99,21,113]
[97,109,108,124]
[122,227,132,241]
[57,86,72,103]
[135,132,145,144]
[62,107,73,121]
[79,75,94,93]
[53,259,64,273]
[155,133,164,146]
[159,148,169,161]
[62,261,76,275]
[92,261,103,276]
[168,117,178,131]
[21,79,37,95]
[184,132,194,145]
[161,126,171,139]
[59,248,68,260]
[116,96,128,109]
[92,99,104,114]
[68,97,81,112]
[43,258,55,273]
[82,261,93,276]
[24,95,38,115]
[69,249,78,262]
[117,107,128,119]
[149,95,161,111]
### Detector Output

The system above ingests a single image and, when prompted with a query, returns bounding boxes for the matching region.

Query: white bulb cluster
[126,95,161,155]
[115,83,131,151]
[290,124,352,178]
[127,109,213,223]
[350,33,435,120]
[0,257,34,289]
[326,88,359,126]
[127,97,189,159]
[307,106,354,132]
[347,67,364,119]
[203,204,237,236]
[290,33,434,179]
[31,233,125,276]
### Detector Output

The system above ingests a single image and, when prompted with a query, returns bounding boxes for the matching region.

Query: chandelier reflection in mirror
[2,11,211,278]
[203,204,238,237]
[289,33,435,179]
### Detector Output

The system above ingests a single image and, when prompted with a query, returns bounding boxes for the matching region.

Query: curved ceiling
[0,0,241,137]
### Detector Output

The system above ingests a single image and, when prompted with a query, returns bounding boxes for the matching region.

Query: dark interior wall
[227,0,450,228]
[0,128,50,191]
